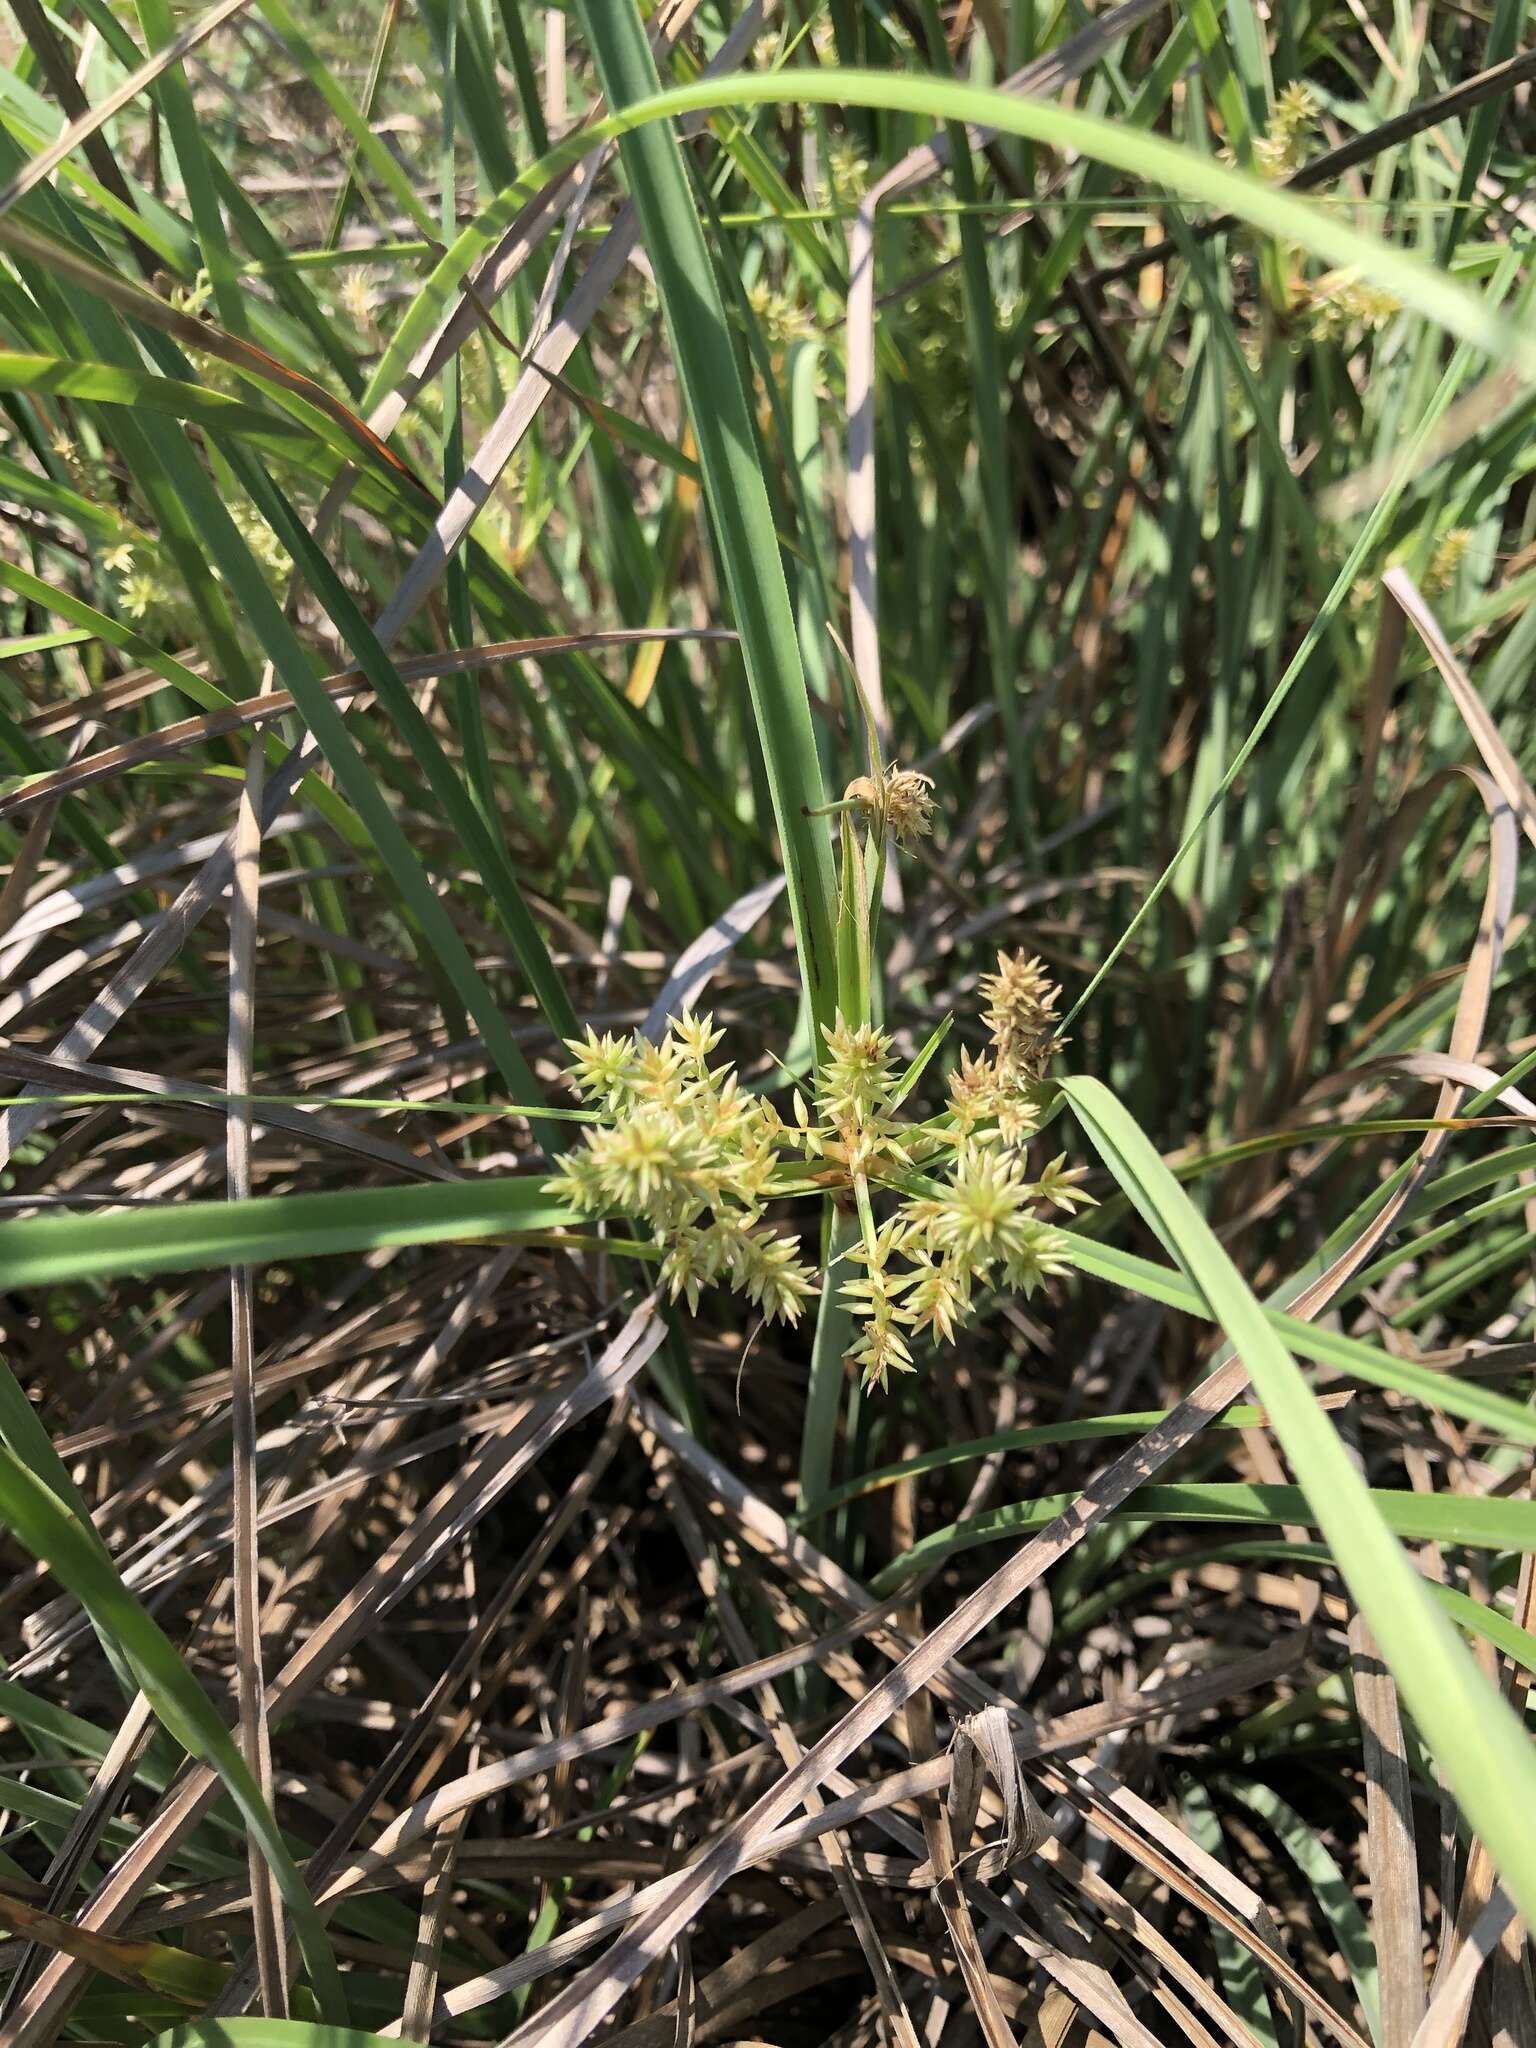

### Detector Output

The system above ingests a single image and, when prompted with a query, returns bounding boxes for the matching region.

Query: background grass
[0,0,1532,2042]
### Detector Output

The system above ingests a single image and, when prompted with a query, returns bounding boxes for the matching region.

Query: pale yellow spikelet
[978,949,1066,1086]
[826,142,869,208]
[817,1015,897,1126]
[947,1046,1001,1135]
[117,570,165,621]
[667,1008,726,1072]
[564,1026,641,1111]
[922,1144,1040,1277]
[1001,1219,1074,1296]
[338,266,376,327]
[1034,1152,1096,1213]
[904,1253,973,1344]
[747,280,818,351]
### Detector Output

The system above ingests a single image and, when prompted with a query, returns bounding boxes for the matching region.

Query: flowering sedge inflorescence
[1253,82,1319,179]
[1229,81,1403,348]
[550,950,1090,1392]
[845,763,937,847]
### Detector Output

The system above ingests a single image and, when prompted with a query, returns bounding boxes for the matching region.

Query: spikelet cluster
[826,143,870,209]
[839,1147,1087,1389]
[50,430,117,505]
[551,1013,817,1327]
[337,267,378,331]
[845,764,936,847]
[1299,268,1401,342]
[747,280,819,352]
[1424,527,1472,595]
[809,958,1088,1389]
[552,956,1087,1391]
[95,539,182,628]
[1254,83,1319,178]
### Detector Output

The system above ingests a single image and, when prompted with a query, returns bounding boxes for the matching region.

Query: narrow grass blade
[1220,1777,1381,2043]
[551,6,842,1035]
[1060,1072,1536,1933]
[0,1448,345,2017]
[0,1178,574,1287]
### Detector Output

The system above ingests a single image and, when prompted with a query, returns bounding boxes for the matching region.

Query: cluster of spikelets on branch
[1226,82,1404,345]
[831,951,1089,1387]
[549,1010,817,1327]
[1253,81,1319,178]
[550,951,1090,1391]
